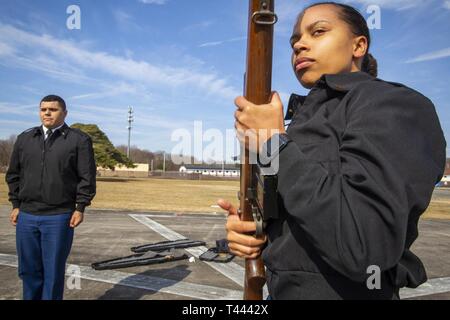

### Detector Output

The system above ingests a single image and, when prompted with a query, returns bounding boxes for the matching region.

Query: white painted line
[0,253,242,300]
[131,213,226,220]
[129,214,269,299]
[400,277,450,299]
[8,248,446,300]
[206,224,219,240]
[0,253,16,267]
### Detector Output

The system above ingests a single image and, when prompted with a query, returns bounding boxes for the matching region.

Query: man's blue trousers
[16,211,74,300]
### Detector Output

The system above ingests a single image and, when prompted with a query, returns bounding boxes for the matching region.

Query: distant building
[441,175,450,186]
[179,164,240,177]
[97,163,149,178]
[438,158,450,187]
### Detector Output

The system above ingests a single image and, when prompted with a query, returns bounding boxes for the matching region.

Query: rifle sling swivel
[252,0,278,25]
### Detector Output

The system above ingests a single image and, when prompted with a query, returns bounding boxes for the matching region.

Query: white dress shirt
[43,123,65,140]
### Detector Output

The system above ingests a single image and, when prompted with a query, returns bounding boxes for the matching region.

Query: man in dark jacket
[6,94,96,300]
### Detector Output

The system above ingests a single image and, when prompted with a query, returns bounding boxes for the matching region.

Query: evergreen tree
[71,123,134,170]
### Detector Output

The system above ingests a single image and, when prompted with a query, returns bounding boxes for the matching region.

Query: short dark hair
[297,2,378,77]
[40,95,67,111]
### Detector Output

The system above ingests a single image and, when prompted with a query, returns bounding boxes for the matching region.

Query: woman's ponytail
[362,53,378,77]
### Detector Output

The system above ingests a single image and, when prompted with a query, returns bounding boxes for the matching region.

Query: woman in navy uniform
[218,2,446,299]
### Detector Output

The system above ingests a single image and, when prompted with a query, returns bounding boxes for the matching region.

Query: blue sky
[0,0,449,162]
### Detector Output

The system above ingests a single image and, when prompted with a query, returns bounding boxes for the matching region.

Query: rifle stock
[240,0,277,300]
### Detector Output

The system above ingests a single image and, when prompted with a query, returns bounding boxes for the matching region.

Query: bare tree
[116,145,154,164]
[0,135,17,170]
[115,145,195,171]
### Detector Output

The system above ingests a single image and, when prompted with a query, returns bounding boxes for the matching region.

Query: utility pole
[163,151,166,172]
[127,107,134,159]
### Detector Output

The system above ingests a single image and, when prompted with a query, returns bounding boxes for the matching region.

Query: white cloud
[0,23,239,100]
[0,119,36,127]
[0,42,15,56]
[405,47,450,63]
[138,0,168,5]
[183,20,214,32]
[0,23,240,151]
[0,102,38,116]
[70,83,138,101]
[199,37,246,48]
[68,103,192,132]
[444,0,450,9]
[112,9,142,32]
[113,9,132,24]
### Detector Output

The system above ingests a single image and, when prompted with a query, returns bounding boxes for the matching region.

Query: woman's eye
[313,29,325,36]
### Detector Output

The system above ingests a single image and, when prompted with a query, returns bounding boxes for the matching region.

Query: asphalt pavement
[1,205,449,300]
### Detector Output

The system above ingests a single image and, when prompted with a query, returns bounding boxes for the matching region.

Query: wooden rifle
[239,0,278,300]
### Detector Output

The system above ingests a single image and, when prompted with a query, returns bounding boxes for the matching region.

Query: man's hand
[70,210,84,228]
[234,91,286,153]
[10,208,19,226]
[218,199,267,259]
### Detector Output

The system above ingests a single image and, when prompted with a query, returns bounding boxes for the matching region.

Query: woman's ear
[353,35,368,59]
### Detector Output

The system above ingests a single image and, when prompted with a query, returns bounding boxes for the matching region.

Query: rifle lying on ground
[91,238,235,270]
[91,249,188,270]
[131,239,205,253]
[91,239,205,270]
[239,0,278,300]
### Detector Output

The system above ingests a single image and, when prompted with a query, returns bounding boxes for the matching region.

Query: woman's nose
[293,41,308,55]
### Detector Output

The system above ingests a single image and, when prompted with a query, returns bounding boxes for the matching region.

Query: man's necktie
[45,129,53,144]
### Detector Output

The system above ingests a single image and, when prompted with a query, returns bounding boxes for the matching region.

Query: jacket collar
[33,123,69,139]
[321,71,374,92]
[285,94,306,120]
[285,71,375,120]
[59,123,70,138]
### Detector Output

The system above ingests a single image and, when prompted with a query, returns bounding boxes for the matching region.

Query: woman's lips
[295,59,315,72]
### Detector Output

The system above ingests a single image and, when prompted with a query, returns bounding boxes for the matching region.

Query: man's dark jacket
[263,71,446,299]
[6,123,96,215]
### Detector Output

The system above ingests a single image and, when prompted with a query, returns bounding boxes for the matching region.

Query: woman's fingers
[227,229,266,247]
[234,96,252,111]
[229,244,261,258]
[219,198,267,259]
[226,215,260,233]
[217,199,238,216]
[227,231,267,258]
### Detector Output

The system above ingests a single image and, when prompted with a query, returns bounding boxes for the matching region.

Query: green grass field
[0,174,448,219]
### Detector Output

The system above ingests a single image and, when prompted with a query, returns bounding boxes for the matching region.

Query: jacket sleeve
[277,86,446,282]
[5,136,22,209]
[75,135,96,212]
